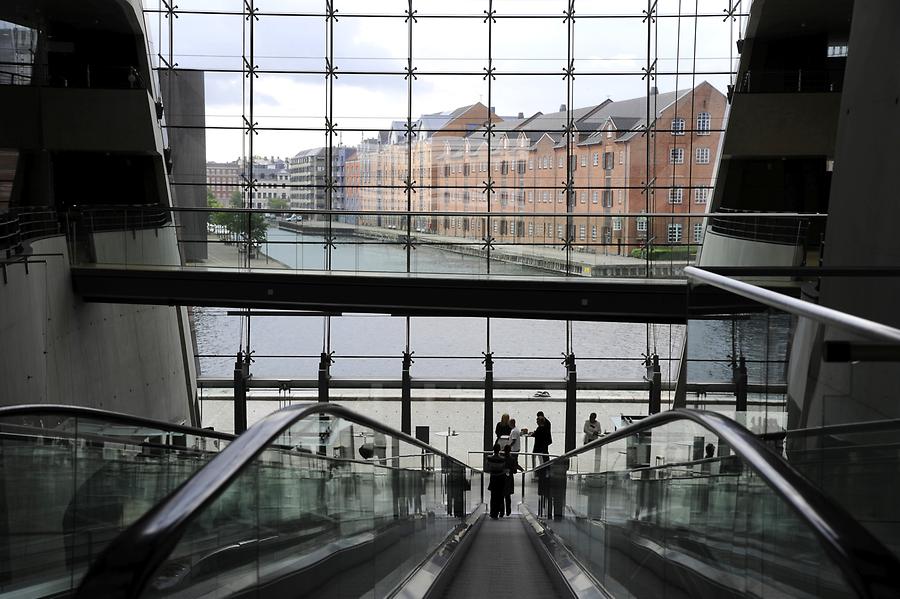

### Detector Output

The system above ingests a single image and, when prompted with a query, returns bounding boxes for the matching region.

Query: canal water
[194,227,683,381]
[193,226,789,449]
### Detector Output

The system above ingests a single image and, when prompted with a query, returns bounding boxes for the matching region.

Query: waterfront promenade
[277,220,688,277]
[203,233,288,269]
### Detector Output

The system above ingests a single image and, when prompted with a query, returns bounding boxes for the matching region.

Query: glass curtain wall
[143,1,748,446]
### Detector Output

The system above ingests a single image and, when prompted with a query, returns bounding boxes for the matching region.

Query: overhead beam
[71,266,773,323]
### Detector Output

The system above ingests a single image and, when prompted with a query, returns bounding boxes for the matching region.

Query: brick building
[206,160,241,204]
[342,83,725,254]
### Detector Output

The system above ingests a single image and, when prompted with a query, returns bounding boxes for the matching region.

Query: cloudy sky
[143,0,746,162]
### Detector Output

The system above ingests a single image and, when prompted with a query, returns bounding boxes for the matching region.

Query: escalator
[1,404,899,598]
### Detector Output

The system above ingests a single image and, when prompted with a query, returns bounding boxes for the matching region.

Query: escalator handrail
[529,408,900,599]
[75,402,480,599]
[0,403,235,442]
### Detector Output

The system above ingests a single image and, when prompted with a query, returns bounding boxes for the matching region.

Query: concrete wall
[699,229,802,267]
[0,234,195,424]
[0,87,161,153]
[723,93,841,158]
[787,0,900,429]
[159,69,208,262]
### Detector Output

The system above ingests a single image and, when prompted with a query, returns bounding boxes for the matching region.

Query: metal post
[318,352,331,402]
[673,342,688,409]
[648,354,662,414]
[483,352,494,458]
[734,355,748,412]
[233,351,249,434]
[401,351,413,434]
[565,352,577,452]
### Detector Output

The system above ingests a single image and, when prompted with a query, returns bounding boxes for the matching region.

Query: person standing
[529,411,552,466]
[583,412,601,445]
[508,418,522,467]
[486,444,507,519]
[502,445,524,516]
[495,413,511,445]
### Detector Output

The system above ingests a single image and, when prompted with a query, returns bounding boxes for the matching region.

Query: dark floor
[440,515,562,598]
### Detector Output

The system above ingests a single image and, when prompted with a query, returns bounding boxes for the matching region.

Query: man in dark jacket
[529,411,552,466]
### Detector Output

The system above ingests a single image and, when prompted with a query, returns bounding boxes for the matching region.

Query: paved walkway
[287,221,648,268]
[201,234,287,269]
[440,515,561,598]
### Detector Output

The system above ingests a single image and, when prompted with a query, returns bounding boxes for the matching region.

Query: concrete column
[734,355,748,413]
[318,352,331,402]
[565,353,577,452]
[233,351,249,434]
[483,353,494,456]
[648,354,661,414]
[401,352,413,435]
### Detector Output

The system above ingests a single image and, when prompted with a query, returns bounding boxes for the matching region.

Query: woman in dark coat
[486,444,507,519]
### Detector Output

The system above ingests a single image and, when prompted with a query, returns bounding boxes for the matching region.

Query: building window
[612,217,622,231]
[694,187,710,204]
[580,155,586,167]
[602,152,614,170]
[558,191,564,203]
[557,224,564,239]
[667,223,682,243]
[637,213,648,232]
[592,152,599,166]
[579,225,586,240]
[668,187,683,204]
[529,159,534,170]
[579,191,585,204]
[591,190,598,204]
[695,147,710,164]
[693,222,704,242]
[619,150,624,165]
[827,44,848,58]
[558,156,564,168]
[670,148,684,164]
[697,112,711,135]
[493,221,498,233]
[528,222,534,235]
[542,191,549,203]
[672,117,685,135]
[528,191,534,203]
[602,190,613,207]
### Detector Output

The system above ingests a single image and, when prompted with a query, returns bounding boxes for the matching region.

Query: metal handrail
[0,403,234,442]
[528,408,900,599]
[684,266,900,344]
[75,402,480,599]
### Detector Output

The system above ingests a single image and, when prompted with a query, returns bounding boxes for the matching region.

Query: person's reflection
[446,462,468,518]
[547,457,569,521]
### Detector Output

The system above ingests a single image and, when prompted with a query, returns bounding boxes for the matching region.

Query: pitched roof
[292,147,326,158]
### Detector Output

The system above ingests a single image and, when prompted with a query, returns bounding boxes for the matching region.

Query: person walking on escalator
[486,444,507,519]
[503,445,524,516]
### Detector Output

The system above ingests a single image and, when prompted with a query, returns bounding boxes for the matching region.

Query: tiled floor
[441,515,562,598]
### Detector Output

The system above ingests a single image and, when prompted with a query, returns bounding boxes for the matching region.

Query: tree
[208,190,267,245]
[268,197,289,211]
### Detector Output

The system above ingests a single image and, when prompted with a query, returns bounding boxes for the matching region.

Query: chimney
[489,106,495,113]
[517,112,524,119]
[559,104,567,112]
